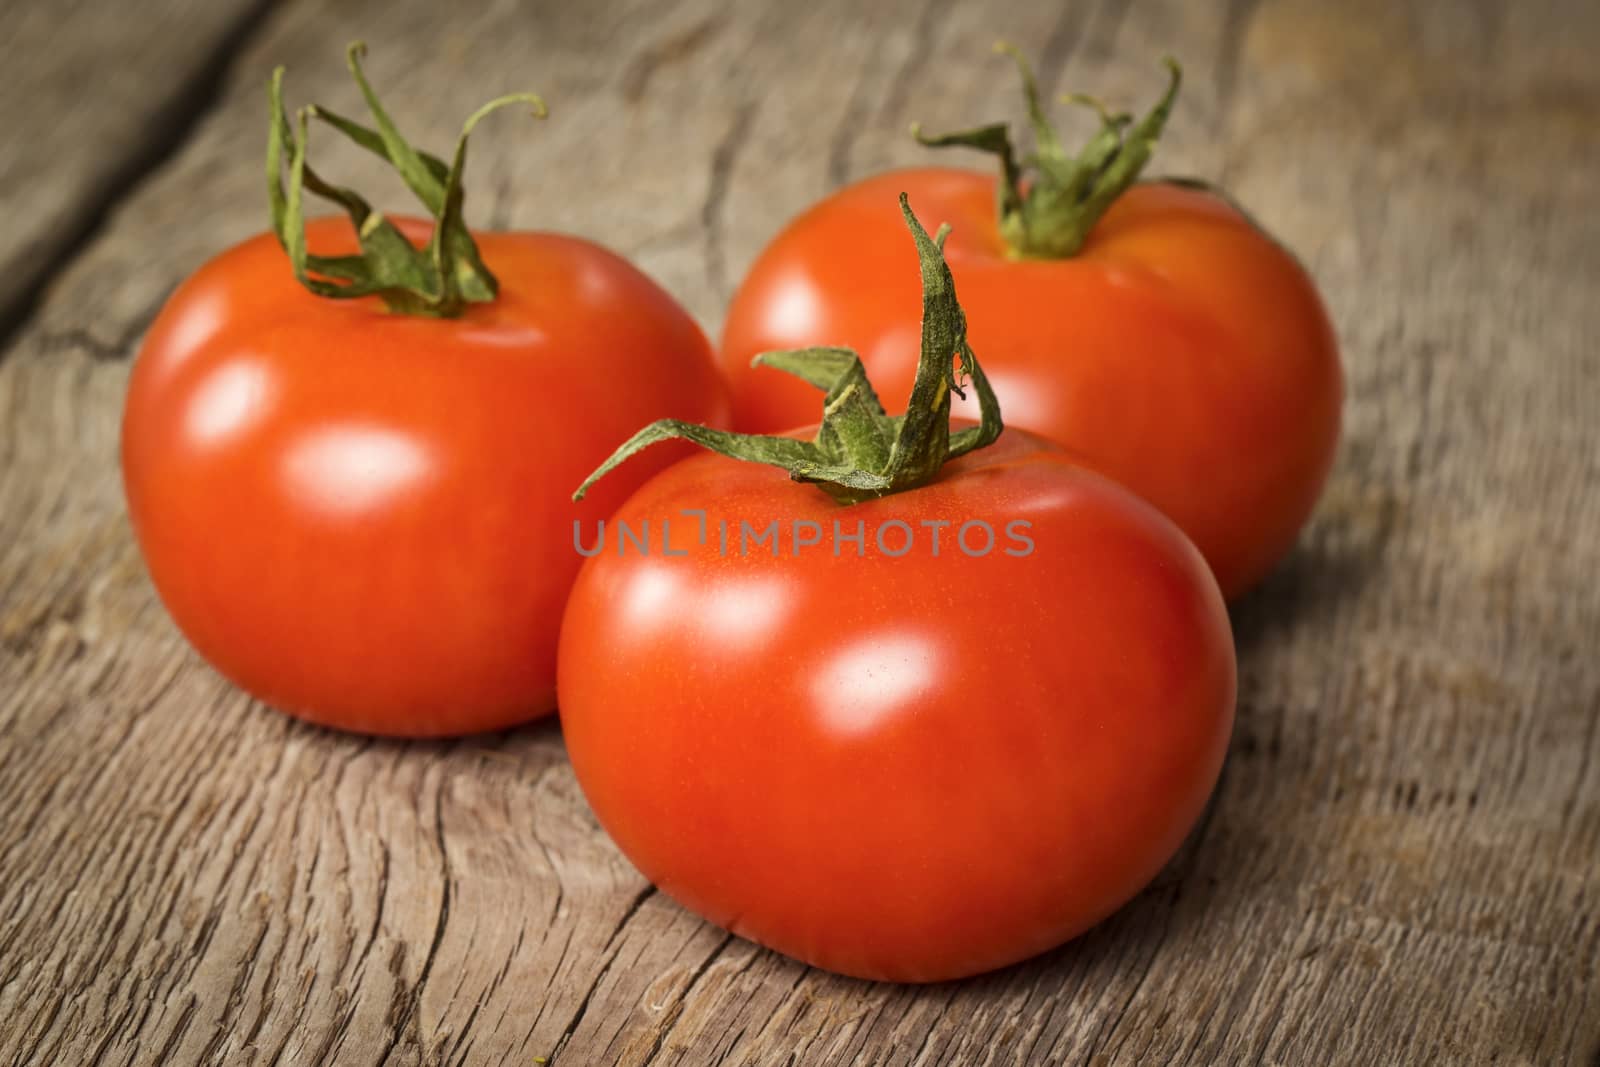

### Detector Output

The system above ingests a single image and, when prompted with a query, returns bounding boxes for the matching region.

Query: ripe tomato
[123,217,725,736]
[122,55,727,736]
[558,196,1234,981]
[719,60,1341,598]
[558,429,1235,981]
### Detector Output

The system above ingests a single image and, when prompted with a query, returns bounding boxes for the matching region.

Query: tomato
[122,217,724,736]
[557,197,1235,981]
[120,56,727,736]
[558,427,1234,981]
[719,59,1341,598]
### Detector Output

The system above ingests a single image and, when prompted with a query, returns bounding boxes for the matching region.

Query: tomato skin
[720,169,1342,598]
[557,429,1235,982]
[122,217,727,736]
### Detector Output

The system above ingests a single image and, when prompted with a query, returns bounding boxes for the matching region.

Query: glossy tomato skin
[122,216,727,737]
[720,169,1342,598]
[557,429,1235,982]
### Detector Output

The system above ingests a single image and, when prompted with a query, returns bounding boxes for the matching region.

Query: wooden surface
[2,0,1597,1063]
[0,0,271,340]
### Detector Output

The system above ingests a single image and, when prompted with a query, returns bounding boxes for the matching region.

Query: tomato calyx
[266,42,545,317]
[913,45,1181,259]
[573,193,1002,505]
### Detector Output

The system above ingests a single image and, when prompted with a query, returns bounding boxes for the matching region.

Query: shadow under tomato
[1229,461,1401,658]
[765,843,1215,1015]
[273,704,570,775]
[1230,523,1395,659]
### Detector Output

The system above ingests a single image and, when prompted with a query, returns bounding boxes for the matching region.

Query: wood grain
[0,0,274,344]
[2,0,1598,1063]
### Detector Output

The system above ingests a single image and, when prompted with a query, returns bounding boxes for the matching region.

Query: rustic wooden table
[2,0,1597,1063]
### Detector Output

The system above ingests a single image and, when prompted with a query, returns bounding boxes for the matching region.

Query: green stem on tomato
[266,42,544,317]
[912,46,1181,259]
[572,193,1003,505]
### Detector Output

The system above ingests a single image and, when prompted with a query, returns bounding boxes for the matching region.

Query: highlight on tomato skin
[717,51,1343,599]
[557,195,1236,983]
[119,46,728,738]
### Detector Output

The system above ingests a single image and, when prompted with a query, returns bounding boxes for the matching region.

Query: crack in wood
[374,776,455,1066]
[0,0,280,360]
[638,930,737,1066]
[701,101,758,302]
[621,14,725,103]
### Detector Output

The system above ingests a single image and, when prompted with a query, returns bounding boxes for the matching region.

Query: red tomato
[557,427,1235,981]
[123,216,727,736]
[719,169,1342,598]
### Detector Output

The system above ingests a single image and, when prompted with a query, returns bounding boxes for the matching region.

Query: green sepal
[753,347,894,471]
[914,46,1182,259]
[910,121,1024,222]
[267,43,545,317]
[573,194,1004,506]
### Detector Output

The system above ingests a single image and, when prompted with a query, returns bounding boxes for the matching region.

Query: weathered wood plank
[0,0,274,341]
[1,0,1598,1064]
